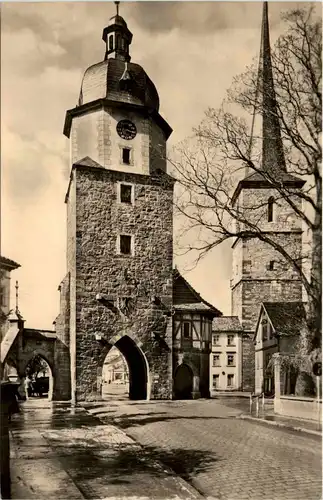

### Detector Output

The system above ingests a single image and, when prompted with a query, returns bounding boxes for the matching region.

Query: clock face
[116,120,137,140]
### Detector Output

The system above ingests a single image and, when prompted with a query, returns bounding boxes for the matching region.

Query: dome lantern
[102,1,133,62]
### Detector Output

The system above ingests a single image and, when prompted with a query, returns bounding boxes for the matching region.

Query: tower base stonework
[65,162,174,402]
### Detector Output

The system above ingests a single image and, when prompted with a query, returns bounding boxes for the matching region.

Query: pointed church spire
[261,1,286,174]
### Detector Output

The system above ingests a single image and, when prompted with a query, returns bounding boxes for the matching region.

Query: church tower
[61,4,174,403]
[230,2,305,391]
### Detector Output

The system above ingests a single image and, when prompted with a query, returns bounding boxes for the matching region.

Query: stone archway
[101,335,149,401]
[174,364,194,400]
[22,353,54,401]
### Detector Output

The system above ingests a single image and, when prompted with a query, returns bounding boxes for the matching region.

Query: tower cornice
[63,97,172,140]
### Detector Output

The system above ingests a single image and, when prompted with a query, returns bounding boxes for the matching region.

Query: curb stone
[238,414,322,437]
[82,406,205,500]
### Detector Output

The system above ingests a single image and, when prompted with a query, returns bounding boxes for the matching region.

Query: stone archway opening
[101,335,148,401]
[24,354,53,401]
[174,363,194,400]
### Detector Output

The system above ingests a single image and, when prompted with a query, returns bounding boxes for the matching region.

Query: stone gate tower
[230,3,305,391]
[60,6,174,403]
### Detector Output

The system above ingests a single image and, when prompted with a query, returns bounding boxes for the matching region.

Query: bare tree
[170,6,321,387]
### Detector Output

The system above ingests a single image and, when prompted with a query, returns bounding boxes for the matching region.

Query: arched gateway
[101,335,149,401]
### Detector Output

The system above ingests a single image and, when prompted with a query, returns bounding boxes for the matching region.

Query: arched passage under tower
[23,354,53,401]
[100,335,149,401]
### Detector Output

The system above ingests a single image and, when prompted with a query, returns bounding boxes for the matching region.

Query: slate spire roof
[261,1,287,175]
[231,2,305,204]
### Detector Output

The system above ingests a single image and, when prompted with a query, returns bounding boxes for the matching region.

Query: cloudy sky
[1,1,309,329]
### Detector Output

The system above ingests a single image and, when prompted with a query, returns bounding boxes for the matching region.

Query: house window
[119,235,132,255]
[182,322,191,339]
[227,334,235,346]
[268,197,274,222]
[268,323,274,340]
[212,334,220,345]
[261,318,268,341]
[122,148,131,165]
[109,35,114,51]
[227,353,235,366]
[213,374,219,389]
[213,353,221,367]
[227,374,234,387]
[120,184,132,204]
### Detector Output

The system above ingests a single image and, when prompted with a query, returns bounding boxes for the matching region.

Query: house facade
[210,316,243,394]
[254,302,305,395]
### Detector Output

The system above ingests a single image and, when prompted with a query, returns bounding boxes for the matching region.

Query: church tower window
[268,197,274,222]
[268,260,275,271]
[109,35,114,51]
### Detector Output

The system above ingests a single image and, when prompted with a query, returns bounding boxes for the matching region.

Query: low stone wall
[274,395,322,421]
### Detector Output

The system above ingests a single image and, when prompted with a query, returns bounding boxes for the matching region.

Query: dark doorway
[102,336,148,401]
[174,364,193,400]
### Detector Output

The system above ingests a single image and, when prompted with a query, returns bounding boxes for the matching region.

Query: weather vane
[115,1,120,16]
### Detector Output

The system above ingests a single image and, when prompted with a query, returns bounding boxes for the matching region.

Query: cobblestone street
[87,398,322,500]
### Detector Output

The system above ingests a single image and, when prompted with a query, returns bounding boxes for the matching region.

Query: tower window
[116,34,121,49]
[119,235,132,255]
[268,260,275,271]
[122,148,131,165]
[109,35,114,51]
[121,38,125,50]
[268,197,274,222]
[120,184,132,204]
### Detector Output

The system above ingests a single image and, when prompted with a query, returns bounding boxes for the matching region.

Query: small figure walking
[24,376,32,400]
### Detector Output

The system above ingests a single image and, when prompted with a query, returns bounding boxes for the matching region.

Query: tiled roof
[244,171,303,184]
[0,256,20,271]
[173,269,222,316]
[263,302,306,337]
[212,316,242,332]
[73,156,103,169]
[231,170,305,205]
[174,302,215,312]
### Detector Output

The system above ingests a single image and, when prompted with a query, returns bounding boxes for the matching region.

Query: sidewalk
[9,400,202,499]
[239,409,322,436]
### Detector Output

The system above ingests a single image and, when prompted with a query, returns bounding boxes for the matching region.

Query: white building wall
[210,331,242,394]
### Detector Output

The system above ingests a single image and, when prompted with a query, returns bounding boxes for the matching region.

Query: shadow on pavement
[109,413,236,429]
[54,443,218,486]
